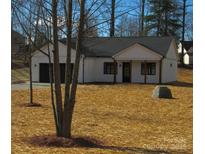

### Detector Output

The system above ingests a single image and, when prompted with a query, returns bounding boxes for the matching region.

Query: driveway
[11,82,50,90]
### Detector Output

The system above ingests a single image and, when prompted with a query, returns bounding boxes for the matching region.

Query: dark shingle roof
[181,41,193,51]
[60,37,174,57]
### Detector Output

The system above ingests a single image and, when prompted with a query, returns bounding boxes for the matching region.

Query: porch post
[144,61,147,84]
[159,59,162,84]
[113,59,117,83]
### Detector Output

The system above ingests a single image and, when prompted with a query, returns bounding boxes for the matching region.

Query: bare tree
[64,0,85,138]
[52,0,64,136]
[110,0,115,37]
[140,0,145,36]
[39,0,58,134]
[28,2,33,105]
[51,0,85,138]
[12,0,44,105]
[63,0,73,137]
[116,15,139,37]
[84,11,98,37]
[12,0,142,138]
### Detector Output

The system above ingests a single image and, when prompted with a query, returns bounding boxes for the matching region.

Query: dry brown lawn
[12,68,193,154]
[11,67,29,84]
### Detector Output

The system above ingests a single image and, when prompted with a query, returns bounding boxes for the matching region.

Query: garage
[39,63,73,83]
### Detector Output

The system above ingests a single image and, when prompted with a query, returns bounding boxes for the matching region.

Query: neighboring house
[178,41,193,65]
[32,37,177,84]
[11,29,27,54]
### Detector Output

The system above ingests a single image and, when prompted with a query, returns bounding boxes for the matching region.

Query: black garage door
[39,63,73,83]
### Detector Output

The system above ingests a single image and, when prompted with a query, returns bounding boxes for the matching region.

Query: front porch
[113,60,162,84]
[111,41,163,84]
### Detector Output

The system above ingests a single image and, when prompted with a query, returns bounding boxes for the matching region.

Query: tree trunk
[164,1,168,36]
[140,0,145,36]
[34,0,41,46]
[29,42,33,104]
[110,0,115,37]
[157,1,161,36]
[36,2,58,133]
[181,0,186,66]
[62,0,73,138]
[52,0,63,137]
[28,1,33,105]
[63,0,85,138]
[47,42,59,136]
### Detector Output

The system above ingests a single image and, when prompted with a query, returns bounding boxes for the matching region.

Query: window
[104,62,117,74]
[141,62,156,75]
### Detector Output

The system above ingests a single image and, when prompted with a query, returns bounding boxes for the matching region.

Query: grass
[11,68,192,154]
[11,67,29,84]
[11,53,29,84]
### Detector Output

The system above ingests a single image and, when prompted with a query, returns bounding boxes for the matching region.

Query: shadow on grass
[168,81,193,88]
[18,102,43,108]
[25,135,187,154]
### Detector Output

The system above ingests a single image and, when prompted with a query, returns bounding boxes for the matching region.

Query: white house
[32,37,177,84]
[178,41,193,65]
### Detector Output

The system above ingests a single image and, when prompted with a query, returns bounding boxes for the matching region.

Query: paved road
[11,82,50,90]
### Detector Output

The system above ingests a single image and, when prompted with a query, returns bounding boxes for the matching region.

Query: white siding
[162,40,177,83]
[114,43,162,60]
[94,58,114,82]
[183,47,193,65]
[184,54,190,65]
[31,42,81,82]
[161,59,177,83]
[32,40,177,84]
[178,43,193,65]
[131,61,160,83]
[178,43,188,54]
[33,42,76,61]
[116,61,123,82]
[83,57,95,82]
[166,41,177,60]
[83,59,160,83]
[78,56,84,83]
[83,57,114,83]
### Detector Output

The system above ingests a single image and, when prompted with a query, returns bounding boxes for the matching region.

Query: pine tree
[145,0,182,38]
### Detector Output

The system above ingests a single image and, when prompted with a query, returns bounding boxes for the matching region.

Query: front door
[122,62,131,82]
